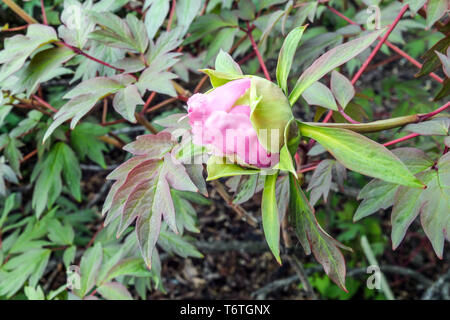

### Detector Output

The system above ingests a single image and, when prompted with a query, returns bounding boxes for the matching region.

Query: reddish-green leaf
[289,173,349,291]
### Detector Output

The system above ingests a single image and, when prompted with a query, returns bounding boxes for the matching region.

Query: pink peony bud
[187,78,279,168]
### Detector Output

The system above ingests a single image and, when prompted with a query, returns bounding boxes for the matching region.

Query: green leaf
[435,78,450,100]
[97,282,133,300]
[0,193,15,228]
[404,118,449,136]
[89,12,148,52]
[331,70,355,109]
[158,228,203,259]
[233,174,259,205]
[78,242,103,298]
[215,49,243,75]
[289,29,384,105]
[0,248,50,298]
[0,157,18,197]
[112,84,145,122]
[200,68,243,87]
[44,75,135,141]
[47,219,75,245]
[0,24,58,82]
[390,174,429,250]
[24,286,45,300]
[185,13,236,45]
[302,81,337,110]
[4,137,23,177]
[256,10,285,47]
[58,0,96,48]
[416,36,449,78]
[104,258,150,283]
[435,50,450,78]
[144,0,170,40]
[275,174,289,221]
[172,190,199,234]
[298,123,424,188]
[59,143,82,202]
[205,27,237,66]
[31,142,81,217]
[137,68,178,97]
[18,47,75,98]
[354,180,398,222]
[276,26,306,94]
[71,123,109,168]
[404,0,427,14]
[10,110,42,138]
[176,0,204,37]
[206,156,260,181]
[126,14,149,53]
[419,154,450,258]
[356,147,434,222]
[261,173,281,264]
[426,0,447,29]
[306,159,334,206]
[63,245,76,268]
[237,0,256,20]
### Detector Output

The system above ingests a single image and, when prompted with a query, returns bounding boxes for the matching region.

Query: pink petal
[187,78,250,125]
[187,78,278,168]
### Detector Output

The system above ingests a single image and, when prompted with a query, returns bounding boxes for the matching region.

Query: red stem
[32,94,57,112]
[351,4,409,85]
[247,22,271,81]
[324,5,410,125]
[40,0,48,25]
[59,42,125,73]
[383,101,449,147]
[418,101,450,122]
[1,24,28,32]
[327,5,443,83]
[338,106,360,123]
[383,133,419,147]
[319,4,444,130]
[167,0,176,31]
[299,164,319,173]
[141,91,156,114]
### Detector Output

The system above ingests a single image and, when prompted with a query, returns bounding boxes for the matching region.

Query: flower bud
[187,72,297,171]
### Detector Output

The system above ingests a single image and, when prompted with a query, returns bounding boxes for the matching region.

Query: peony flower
[187,77,295,169]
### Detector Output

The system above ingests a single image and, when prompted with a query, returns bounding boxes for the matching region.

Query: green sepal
[206,156,260,181]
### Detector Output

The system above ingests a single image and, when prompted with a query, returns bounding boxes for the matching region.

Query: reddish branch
[20,149,38,163]
[167,0,176,31]
[351,4,410,85]
[102,99,108,124]
[141,91,156,114]
[382,102,450,147]
[383,133,420,147]
[326,4,444,83]
[418,102,450,122]
[322,4,411,125]
[32,94,57,112]
[299,164,319,173]
[247,22,271,81]
[40,0,48,25]
[59,42,125,73]
[1,24,28,32]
